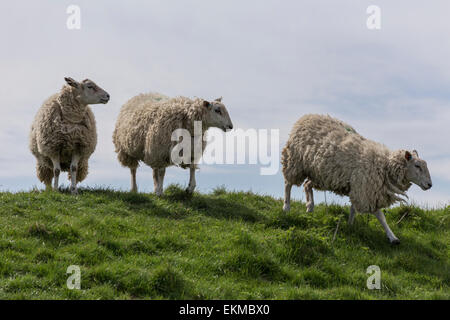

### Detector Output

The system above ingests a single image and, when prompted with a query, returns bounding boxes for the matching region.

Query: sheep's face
[203,97,233,132]
[64,77,110,105]
[404,150,432,190]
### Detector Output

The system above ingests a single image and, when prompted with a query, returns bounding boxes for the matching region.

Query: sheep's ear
[412,150,419,158]
[405,151,413,161]
[64,77,79,88]
[203,100,211,109]
[215,97,223,102]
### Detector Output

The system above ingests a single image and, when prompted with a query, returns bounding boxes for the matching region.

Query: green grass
[0,184,448,299]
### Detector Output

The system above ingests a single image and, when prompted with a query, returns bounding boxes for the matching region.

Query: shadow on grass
[28,222,80,245]
[162,185,264,223]
[73,187,178,219]
[70,186,262,222]
[338,216,449,281]
[62,186,449,280]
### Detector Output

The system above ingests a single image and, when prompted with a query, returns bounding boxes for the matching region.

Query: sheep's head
[202,97,233,132]
[64,77,110,105]
[404,150,432,191]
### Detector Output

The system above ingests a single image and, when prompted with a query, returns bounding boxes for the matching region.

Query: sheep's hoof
[71,188,78,195]
[390,238,400,245]
[283,204,290,212]
[185,187,195,194]
[306,204,314,213]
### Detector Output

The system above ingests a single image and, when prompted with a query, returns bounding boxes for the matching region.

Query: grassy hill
[0,185,448,299]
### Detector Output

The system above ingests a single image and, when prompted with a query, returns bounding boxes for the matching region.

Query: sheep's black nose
[427,183,432,189]
[228,124,233,130]
[106,93,110,99]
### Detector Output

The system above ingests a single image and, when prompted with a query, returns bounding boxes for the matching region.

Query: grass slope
[0,185,448,299]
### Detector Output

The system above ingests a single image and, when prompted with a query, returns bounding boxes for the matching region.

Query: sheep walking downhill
[29,77,110,194]
[113,93,233,195]
[281,114,432,244]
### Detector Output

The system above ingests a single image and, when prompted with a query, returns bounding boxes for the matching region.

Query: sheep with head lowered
[281,114,432,244]
[112,93,233,195]
[29,77,110,194]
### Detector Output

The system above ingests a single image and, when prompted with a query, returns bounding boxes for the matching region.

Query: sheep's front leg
[186,165,196,193]
[152,169,159,196]
[51,156,61,191]
[304,180,314,213]
[70,154,81,194]
[374,210,400,244]
[283,181,292,212]
[153,168,165,197]
[130,167,138,192]
[158,168,165,195]
[348,205,356,225]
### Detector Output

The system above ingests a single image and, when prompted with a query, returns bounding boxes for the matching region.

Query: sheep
[112,93,233,195]
[29,77,110,194]
[281,114,432,244]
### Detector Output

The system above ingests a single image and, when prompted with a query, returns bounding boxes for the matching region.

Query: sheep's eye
[415,165,421,170]
[215,109,222,114]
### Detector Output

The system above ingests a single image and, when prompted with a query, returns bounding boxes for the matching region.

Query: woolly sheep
[281,114,432,244]
[29,77,110,194]
[112,93,233,195]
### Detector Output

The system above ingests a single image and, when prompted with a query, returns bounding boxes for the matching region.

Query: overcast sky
[0,1,449,207]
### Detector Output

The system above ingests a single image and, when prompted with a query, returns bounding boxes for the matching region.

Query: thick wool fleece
[282,114,411,213]
[29,85,97,184]
[113,93,209,170]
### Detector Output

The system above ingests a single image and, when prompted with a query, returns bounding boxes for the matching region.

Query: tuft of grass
[0,186,448,299]
[221,250,287,281]
[149,265,195,299]
[281,228,331,266]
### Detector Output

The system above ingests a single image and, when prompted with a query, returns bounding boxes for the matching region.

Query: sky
[0,0,449,207]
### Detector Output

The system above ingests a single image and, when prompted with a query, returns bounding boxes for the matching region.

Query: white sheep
[29,77,110,194]
[112,93,233,195]
[281,114,432,244]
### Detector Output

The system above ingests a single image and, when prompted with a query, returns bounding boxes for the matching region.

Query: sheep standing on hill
[29,77,110,194]
[282,114,432,244]
[113,93,233,195]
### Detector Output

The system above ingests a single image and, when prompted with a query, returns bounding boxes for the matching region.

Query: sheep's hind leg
[304,179,314,213]
[348,205,356,225]
[186,165,196,193]
[153,168,165,197]
[51,156,61,191]
[130,167,138,192]
[374,210,400,244]
[283,181,292,212]
[153,168,161,196]
[157,168,165,195]
[70,154,80,195]
[36,160,53,190]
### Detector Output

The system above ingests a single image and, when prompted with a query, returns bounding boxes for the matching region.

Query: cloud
[0,1,449,206]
